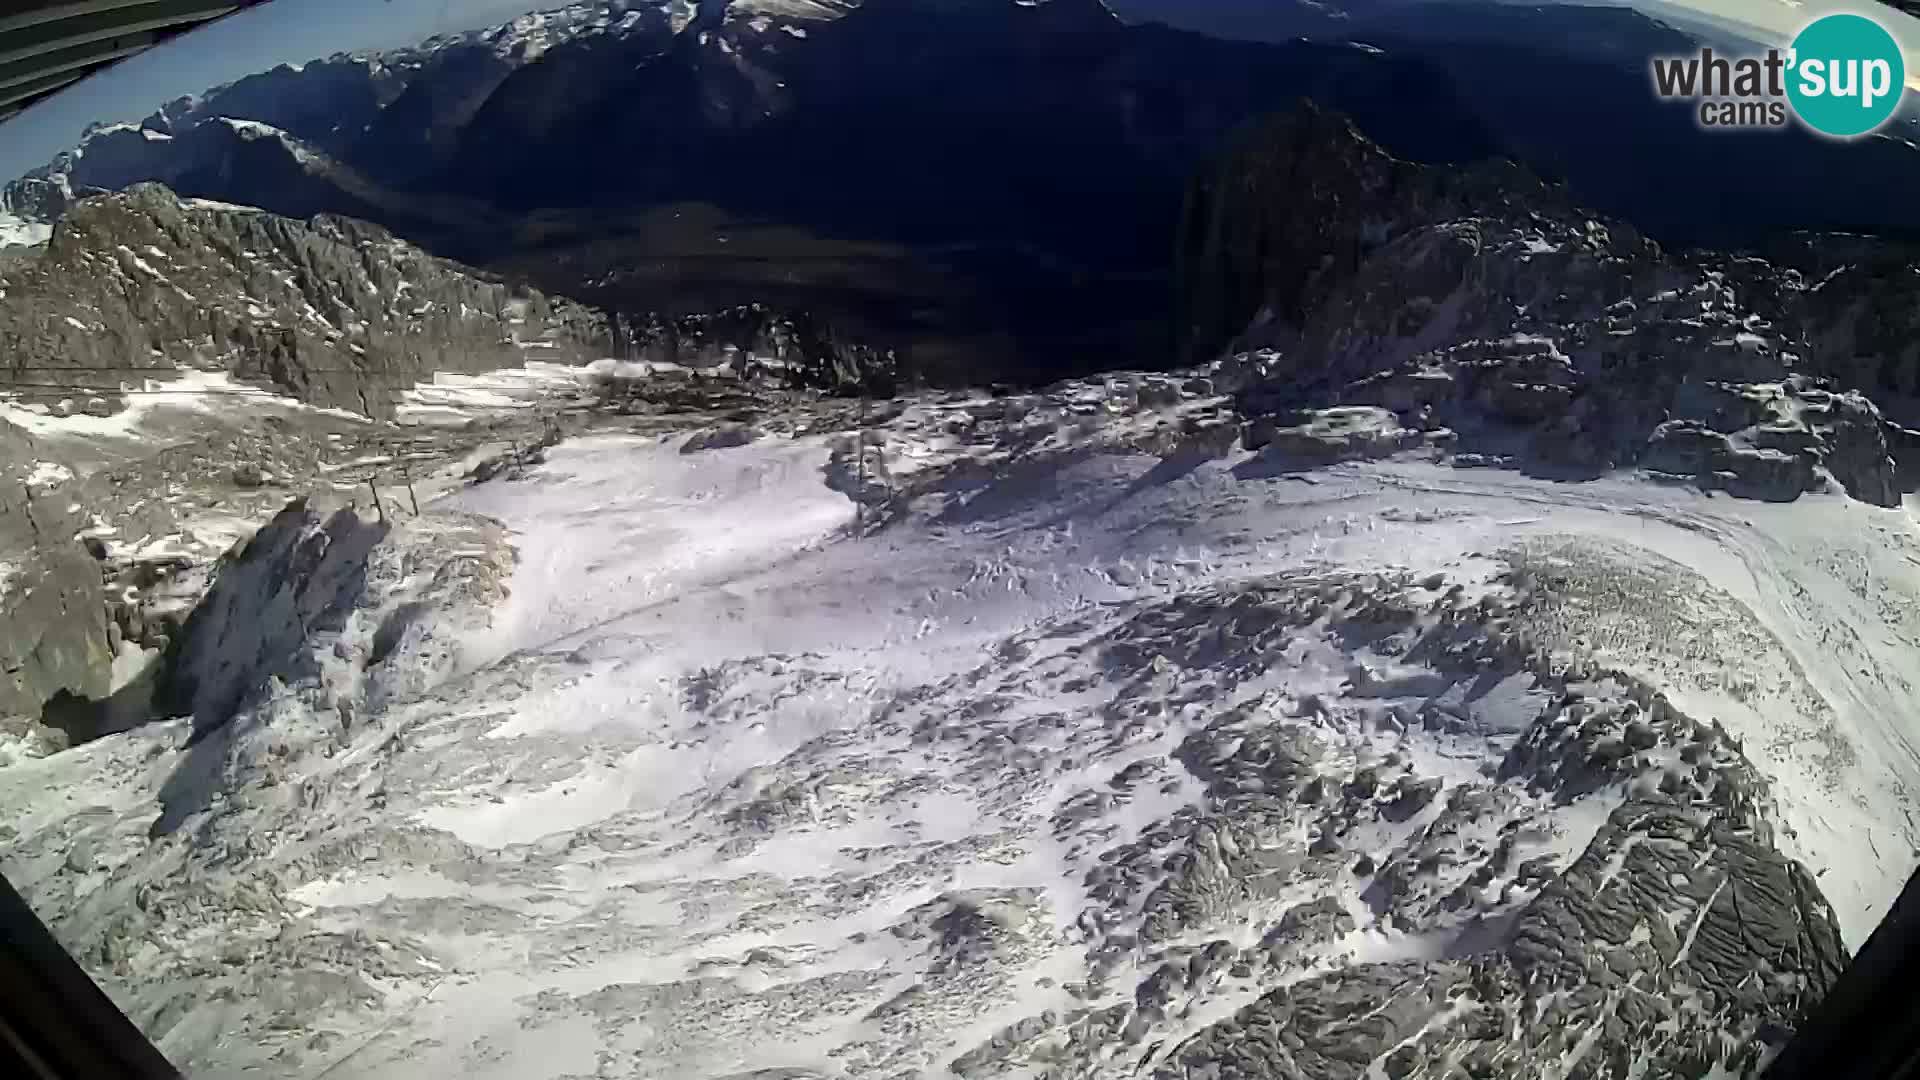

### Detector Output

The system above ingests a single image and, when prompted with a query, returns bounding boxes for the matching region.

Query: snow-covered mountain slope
[0,176,908,735]
[0,2,708,234]
[1,368,1909,1077]
[0,353,594,738]
[425,0,708,59]
[0,180,605,732]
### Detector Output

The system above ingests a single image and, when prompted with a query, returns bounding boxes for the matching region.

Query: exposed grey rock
[0,184,605,418]
[1182,102,1910,505]
[603,305,903,397]
[0,483,113,721]
[0,177,74,234]
[1159,962,1466,1079]
[1242,406,1421,463]
[681,425,759,454]
[158,500,388,737]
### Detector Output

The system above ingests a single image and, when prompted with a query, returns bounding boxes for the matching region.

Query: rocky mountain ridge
[0,180,610,737]
[0,183,605,417]
[6,1,703,212]
[1181,102,1919,507]
[0,183,919,739]
[2,0,1502,382]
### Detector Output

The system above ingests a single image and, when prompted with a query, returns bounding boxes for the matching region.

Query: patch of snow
[584,357,680,378]
[0,369,365,452]
[25,460,72,491]
[182,198,264,213]
[216,116,285,141]
[108,641,157,694]
[0,211,51,249]
[394,362,589,426]
[731,0,853,23]
[116,245,164,277]
[449,433,858,677]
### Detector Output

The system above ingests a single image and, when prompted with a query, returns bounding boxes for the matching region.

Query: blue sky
[5,0,1920,182]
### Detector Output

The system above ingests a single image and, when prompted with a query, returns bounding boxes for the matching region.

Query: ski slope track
[1,379,1912,1078]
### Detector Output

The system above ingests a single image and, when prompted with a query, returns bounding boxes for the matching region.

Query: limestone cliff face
[0,184,606,418]
[1178,102,1911,505]
[0,477,113,723]
[1174,101,1439,367]
[157,501,389,738]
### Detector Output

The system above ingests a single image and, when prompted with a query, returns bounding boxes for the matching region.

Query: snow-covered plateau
[1,370,1911,1079]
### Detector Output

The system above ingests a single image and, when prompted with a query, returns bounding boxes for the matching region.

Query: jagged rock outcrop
[0,477,113,724]
[1180,102,1911,505]
[157,500,388,737]
[0,386,559,740]
[1241,405,1424,464]
[1160,794,1845,1079]
[611,305,902,395]
[0,176,76,223]
[1096,569,1849,1079]
[0,184,606,416]
[0,185,613,731]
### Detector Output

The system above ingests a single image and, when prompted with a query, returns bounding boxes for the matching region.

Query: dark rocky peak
[21,122,175,195]
[12,3,681,204]
[344,44,525,189]
[606,303,902,394]
[0,176,76,222]
[1176,100,1574,361]
[144,56,408,156]
[1128,3,1920,252]
[1186,101,1911,505]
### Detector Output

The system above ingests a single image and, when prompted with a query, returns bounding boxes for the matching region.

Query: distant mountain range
[8,0,1920,381]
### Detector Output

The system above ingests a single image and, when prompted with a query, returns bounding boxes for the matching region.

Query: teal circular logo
[1787,13,1906,138]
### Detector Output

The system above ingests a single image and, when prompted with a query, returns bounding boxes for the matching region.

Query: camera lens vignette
[2,2,1920,1079]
